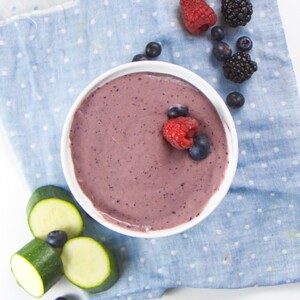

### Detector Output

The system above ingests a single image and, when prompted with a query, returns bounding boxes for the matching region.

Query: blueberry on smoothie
[167,104,189,118]
[188,135,211,161]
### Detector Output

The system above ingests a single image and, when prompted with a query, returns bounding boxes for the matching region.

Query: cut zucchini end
[27,185,83,240]
[10,238,63,298]
[11,254,44,298]
[28,198,83,240]
[61,237,119,292]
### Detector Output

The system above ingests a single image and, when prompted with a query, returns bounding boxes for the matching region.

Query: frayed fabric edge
[0,0,79,27]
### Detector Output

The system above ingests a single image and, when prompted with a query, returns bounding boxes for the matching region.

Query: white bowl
[61,61,238,238]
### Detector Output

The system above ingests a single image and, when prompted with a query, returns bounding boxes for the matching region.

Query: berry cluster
[180,0,253,33]
[131,2,257,109]
[211,27,257,85]
[132,42,162,62]
[162,105,211,161]
[211,26,257,108]
[211,1,256,108]
[178,0,256,109]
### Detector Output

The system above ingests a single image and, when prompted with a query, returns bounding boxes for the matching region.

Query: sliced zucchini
[27,185,83,239]
[61,236,119,293]
[10,238,63,298]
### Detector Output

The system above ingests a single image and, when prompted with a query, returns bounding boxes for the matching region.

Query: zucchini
[27,185,83,239]
[10,238,63,297]
[61,236,119,293]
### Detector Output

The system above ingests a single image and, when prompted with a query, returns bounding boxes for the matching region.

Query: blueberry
[188,135,211,161]
[236,36,253,51]
[212,41,232,61]
[55,297,68,300]
[167,105,189,119]
[46,230,68,248]
[145,42,162,58]
[132,54,149,62]
[226,92,245,108]
[211,26,225,41]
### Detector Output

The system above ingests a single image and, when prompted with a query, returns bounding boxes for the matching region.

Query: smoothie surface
[70,72,228,232]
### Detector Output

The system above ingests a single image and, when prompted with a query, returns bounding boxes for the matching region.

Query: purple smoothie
[70,72,228,232]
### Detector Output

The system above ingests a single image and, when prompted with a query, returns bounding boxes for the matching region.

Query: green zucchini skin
[11,238,63,296]
[26,185,74,215]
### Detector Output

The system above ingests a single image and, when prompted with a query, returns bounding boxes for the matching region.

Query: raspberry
[180,0,217,35]
[162,117,199,150]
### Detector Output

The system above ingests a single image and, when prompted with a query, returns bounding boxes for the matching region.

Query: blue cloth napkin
[1,1,300,299]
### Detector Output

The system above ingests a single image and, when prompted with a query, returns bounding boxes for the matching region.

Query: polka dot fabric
[0,1,300,299]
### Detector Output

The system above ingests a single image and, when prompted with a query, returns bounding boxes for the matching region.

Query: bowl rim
[61,61,239,238]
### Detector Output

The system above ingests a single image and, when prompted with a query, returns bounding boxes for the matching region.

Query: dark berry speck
[237,36,253,51]
[226,91,245,108]
[211,26,225,41]
[167,104,189,118]
[55,297,68,300]
[145,42,162,58]
[188,135,211,161]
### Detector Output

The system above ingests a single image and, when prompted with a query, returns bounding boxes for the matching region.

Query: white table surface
[1,1,299,299]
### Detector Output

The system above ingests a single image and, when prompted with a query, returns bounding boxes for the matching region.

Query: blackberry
[221,0,253,27]
[223,52,257,83]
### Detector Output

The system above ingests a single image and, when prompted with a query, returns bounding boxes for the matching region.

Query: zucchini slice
[10,238,63,298]
[61,236,119,293]
[27,185,83,239]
